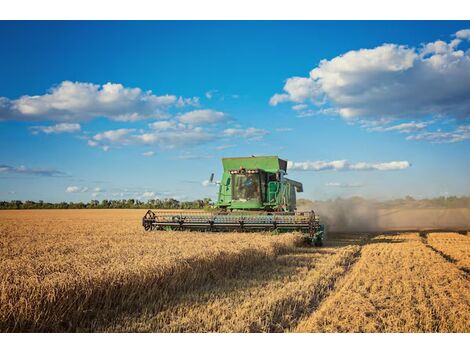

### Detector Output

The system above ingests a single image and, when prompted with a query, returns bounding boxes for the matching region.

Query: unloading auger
[142,156,325,246]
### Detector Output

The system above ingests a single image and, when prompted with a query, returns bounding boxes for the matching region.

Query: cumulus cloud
[270,77,321,106]
[271,29,470,125]
[456,29,470,40]
[93,128,135,143]
[223,127,268,141]
[87,125,215,150]
[287,160,410,171]
[30,123,81,134]
[0,81,199,122]
[135,127,214,148]
[0,164,66,177]
[66,186,88,193]
[148,120,176,130]
[178,109,226,124]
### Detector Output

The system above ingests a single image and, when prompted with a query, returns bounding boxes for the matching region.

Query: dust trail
[297,198,470,232]
[298,198,381,232]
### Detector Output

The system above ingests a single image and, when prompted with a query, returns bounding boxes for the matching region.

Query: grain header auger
[142,156,326,246]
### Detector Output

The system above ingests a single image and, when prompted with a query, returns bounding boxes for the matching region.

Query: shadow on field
[5,233,368,333]
[99,244,363,332]
[5,247,287,332]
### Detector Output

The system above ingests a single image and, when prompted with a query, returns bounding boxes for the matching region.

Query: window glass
[232,174,260,201]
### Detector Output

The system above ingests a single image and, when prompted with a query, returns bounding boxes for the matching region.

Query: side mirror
[209,173,214,183]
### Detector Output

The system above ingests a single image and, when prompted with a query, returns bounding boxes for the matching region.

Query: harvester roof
[222,156,287,173]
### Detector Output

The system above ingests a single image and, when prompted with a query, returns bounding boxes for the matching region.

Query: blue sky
[1,21,469,202]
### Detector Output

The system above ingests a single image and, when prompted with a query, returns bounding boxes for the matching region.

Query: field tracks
[420,231,470,276]
[295,232,470,332]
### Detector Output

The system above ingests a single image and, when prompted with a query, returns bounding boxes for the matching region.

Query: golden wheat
[2,210,469,333]
[103,245,360,332]
[0,210,299,332]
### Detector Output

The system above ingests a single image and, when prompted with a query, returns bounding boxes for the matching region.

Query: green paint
[216,155,301,212]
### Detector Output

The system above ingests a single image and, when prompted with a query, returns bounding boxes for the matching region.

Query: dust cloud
[298,198,381,232]
[297,198,470,233]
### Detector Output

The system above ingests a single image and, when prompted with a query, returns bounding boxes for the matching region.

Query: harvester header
[143,155,325,245]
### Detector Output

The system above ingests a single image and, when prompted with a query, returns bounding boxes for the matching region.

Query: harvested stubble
[0,210,300,332]
[295,233,470,332]
[426,232,470,273]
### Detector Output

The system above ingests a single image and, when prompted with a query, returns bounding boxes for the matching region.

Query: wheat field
[426,232,470,273]
[0,210,469,332]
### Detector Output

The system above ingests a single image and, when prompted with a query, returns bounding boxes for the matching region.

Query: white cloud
[178,109,226,124]
[87,140,98,147]
[134,127,215,148]
[269,77,320,106]
[66,186,88,193]
[223,127,268,141]
[349,161,410,171]
[0,164,65,176]
[368,121,432,133]
[30,123,81,134]
[287,160,410,171]
[406,125,470,143]
[275,127,293,132]
[0,81,198,122]
[456,29,470,40]
[141,191,155,198]
[149,120,176,130]
[87,124,217,150]
[292,104,308,111]
[297,108,338,118]
[205,90,218,99]
[142,151,155,157]
[271,29,470,123]
[92,128,135,143]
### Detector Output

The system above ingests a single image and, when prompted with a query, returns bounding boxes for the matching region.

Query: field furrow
[295,233,470,332]
[426,232,470,273]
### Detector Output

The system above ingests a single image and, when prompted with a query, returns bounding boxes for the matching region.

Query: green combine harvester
[143,156,325,245]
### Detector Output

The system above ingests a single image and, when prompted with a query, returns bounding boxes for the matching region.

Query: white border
[1,333,469,352]
[1,0,470,20]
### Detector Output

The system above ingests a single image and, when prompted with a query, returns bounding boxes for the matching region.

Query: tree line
[0,198,213,210]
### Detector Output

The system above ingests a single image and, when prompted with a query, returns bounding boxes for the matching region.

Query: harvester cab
[142,156,325,246]
[216,156,302,212]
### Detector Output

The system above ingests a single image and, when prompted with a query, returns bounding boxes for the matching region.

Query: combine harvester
[143,156,325,245]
